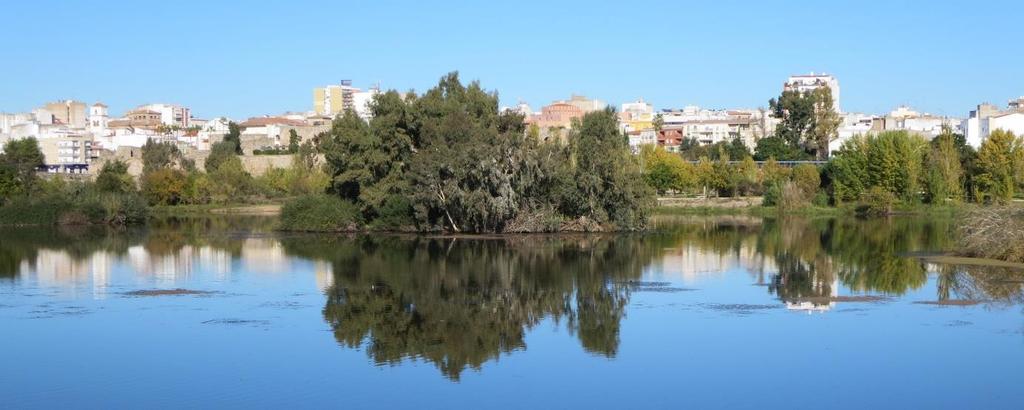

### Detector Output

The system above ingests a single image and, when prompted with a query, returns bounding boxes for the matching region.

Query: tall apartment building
[314,81,379,120]
[784,73,841,112]
[136,103,191,128]
[43,100,88,128]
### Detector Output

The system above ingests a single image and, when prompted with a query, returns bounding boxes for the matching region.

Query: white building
[784,72,841,112]
[136,103,192,128]
[962,100,1024,147]
[88,103,109,136]
[627,129,657,152]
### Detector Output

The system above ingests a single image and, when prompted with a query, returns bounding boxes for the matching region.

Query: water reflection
[2,215,1023,379]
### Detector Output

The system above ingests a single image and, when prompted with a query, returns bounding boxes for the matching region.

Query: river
[1,215,1022,408]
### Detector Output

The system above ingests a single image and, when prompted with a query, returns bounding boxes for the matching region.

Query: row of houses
[4,74,1024,172]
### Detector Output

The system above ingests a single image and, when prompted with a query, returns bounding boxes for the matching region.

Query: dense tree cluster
[828,128,1024,206]
[0,138,146,225]
[645,126,1024,211]
[298,72,654,233]
[139,136,327,206]
[754,87,840,161]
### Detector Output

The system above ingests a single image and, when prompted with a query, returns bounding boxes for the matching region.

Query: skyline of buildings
[2,72,1023,172]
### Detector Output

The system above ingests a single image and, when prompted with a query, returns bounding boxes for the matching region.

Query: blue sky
[2,0,1022,120]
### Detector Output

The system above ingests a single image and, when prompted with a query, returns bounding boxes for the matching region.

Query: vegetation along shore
[1,72,1022,255]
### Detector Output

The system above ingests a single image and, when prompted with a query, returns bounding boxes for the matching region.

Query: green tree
[809,87,840,160]
[975,129,1022,203]
[94,160,135,194]
[641,145,695,194]
[288,129,300,153]
[0,138,45,201]
[141,168,187,205]
[923,128,964,203]
[141,139,192,174]
[791,164,821,200]
[826,135,870,203]
[224,122,243,154]
[754,136,808,161]
[204,141,238,173]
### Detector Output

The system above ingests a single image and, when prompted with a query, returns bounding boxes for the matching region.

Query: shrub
[777,181,810,211]
[0,192,146,226]
[368,195,416,231]
[762,183,782,207]
[958,207,1024,263]
[279,195,363,232]
[857,186,897,216]
[95,160,136,194]
[792,164,821,199]
[0,195,69,225]
[141,168,188,205]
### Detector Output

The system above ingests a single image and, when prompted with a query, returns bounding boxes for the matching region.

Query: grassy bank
[655,199,976,218]
[0,192,148,226]
[149,202,284,217]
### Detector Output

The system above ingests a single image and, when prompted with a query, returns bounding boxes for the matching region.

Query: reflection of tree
[280,235,661,381]
[937,264,1024,306]
[655,215,955,301]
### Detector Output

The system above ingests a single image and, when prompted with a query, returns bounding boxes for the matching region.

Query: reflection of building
[783,279,838,312]
[653,245,776,283]
[22,249,115,298]
[315,261,334,292]
[241,238,290,273]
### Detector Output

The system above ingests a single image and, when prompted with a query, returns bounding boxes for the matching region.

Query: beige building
[43,100,88,128]
[313,81,379,119]
[37,134,95,173]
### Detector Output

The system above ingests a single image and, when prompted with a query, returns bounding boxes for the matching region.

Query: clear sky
[2,0,1022,120]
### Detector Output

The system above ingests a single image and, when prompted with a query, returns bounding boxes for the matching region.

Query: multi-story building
[135,103,191,128]
[526,95,606,131]
[655,106,769,151]
[962,99,1024,147]
[42,100,88,128]
[565,94,606,113]
[108,109,163,129]
[37,134,95,173]
[313,81,379,120]
[528,102,584,130]
[784,73,841,112]
[619,99,655,133]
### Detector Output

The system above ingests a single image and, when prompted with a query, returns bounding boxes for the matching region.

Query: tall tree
[975,129,1022,203]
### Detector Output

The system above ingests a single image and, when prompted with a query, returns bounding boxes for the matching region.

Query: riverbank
[654,196,985,217]
[149,203,283,217]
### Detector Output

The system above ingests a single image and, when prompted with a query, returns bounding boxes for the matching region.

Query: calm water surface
[1,215,1023,409]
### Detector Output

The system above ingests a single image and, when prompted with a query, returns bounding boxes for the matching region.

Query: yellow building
[313,81,357,116]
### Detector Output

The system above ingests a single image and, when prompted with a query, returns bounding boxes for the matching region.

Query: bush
[792,164,821,199]
[777,181,810,211]
[141,168,188,205]
[279,195,363,232]
[368,195,416,231]
[0,195,69,225]
[0,192,147,226]
[958,207,1024,263]
[95,160,136,194]
[762,183,782,207]
[857,186,897,216]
